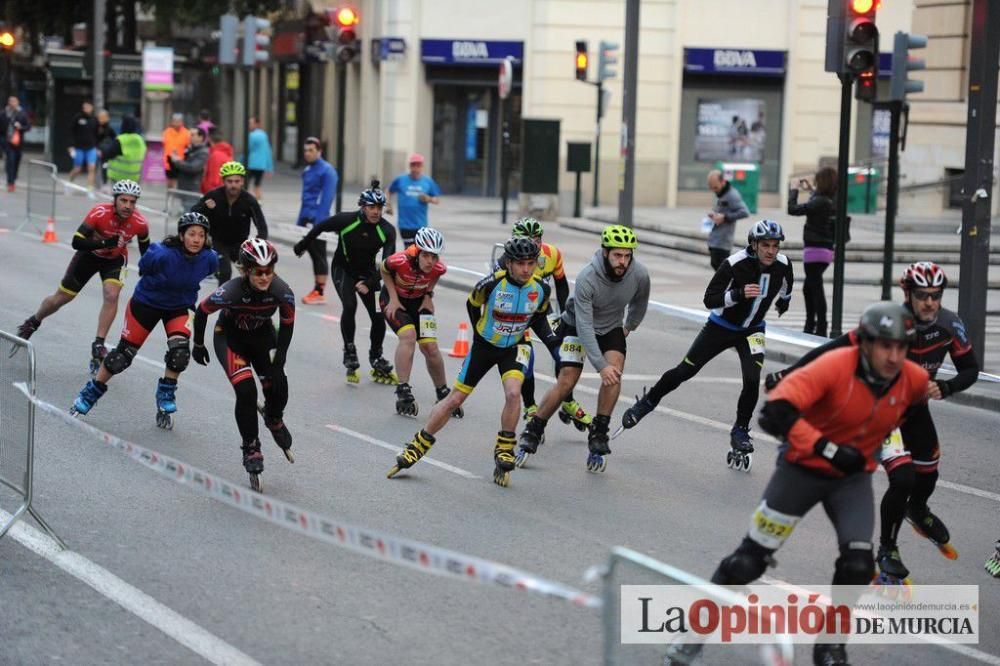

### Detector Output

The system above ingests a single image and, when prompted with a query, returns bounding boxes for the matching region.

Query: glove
[764,370,786,392]
[101,235,120,248]
[293,239,308,257]
[935,379,953,399]
[775,298,789,316]
[813,438,866,474]
[192,344,210,366]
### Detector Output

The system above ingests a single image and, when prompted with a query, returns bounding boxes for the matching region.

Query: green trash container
[714,161,759,214]
[847,166,879,213]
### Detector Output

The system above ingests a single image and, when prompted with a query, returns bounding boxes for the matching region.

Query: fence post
[0,331,66,548]
[17,159,57,235]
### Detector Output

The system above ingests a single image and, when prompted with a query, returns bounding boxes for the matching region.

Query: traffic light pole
[499,91,512,225]
[592,82,602,208]
[617,0,640,228]
[335,62,347,213]
[831,73,853,337]
[880,100,903,301]
[243,66,252,168]
[958,0,1000,369]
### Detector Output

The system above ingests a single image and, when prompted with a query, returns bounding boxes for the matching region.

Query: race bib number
[559,335,585,364]
[879,428,907,462]
[418,314,437,340]
[746,332,766,356]
[748,501,800,550]
[515,343,532,368]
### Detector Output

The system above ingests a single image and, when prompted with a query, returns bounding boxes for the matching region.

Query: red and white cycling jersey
[382,245,446,299]
[81,204,150,260]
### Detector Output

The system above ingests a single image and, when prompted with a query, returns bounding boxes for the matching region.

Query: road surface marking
[325,423,481,479]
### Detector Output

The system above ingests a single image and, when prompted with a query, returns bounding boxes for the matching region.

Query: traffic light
[241,16,270,66]
[0,31,14,50]
[854,65,877,101]
[889,31,927,101]
[825,0,879,76]
[217,14,238,65]
[333,7,360,63]
[575,40,588,81]
[598,40,619,82]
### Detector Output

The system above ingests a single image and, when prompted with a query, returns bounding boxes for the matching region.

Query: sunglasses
[250,267,274,277]
[912,290,942,302]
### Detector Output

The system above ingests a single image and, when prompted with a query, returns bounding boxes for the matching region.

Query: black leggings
[213,328,289,444]
[306,239,328,277]
[802,262,829,331]
[709,248,729,270]
[646,321,763,428]
[332,264,386,356]
[214,240,239,283]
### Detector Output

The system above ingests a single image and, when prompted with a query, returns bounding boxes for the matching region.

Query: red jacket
[769,347,928,476]
[201,141,234,193]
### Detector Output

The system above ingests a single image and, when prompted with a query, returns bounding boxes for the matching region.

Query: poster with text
[695,98,766,162]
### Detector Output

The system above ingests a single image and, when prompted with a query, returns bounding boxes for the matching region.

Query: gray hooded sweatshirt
[562,250,651,371]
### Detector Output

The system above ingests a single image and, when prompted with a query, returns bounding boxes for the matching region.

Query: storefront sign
[684,48,785,77]
[695,98,767,162]
[421,39,523,66]
[142,46,174,92]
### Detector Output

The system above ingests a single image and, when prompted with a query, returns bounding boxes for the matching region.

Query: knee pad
[834,542,874,585]
[886,464,917,494]
[164,337,191,372]
[713,538,773,585]
[104,342,137,375]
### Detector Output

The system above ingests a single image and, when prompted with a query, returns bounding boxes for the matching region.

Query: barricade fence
[19,159,57,235]
[0,331,64,547]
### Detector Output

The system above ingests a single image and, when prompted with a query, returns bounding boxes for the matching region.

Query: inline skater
[294,180,397,384]
[497,217,591,431]
[617,220,793,472]
[765,262,978,583]
[387,237,556,487]
[192,238,295,492]
[516,225,650,472]
[14,179,149,374]
[191,160,268,283]
[70,213,218,428]
[675,303,928,666]
[987,542,1000,578]
[380,227,460,418]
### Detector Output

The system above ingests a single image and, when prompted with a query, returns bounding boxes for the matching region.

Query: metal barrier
[0,331,65,547]
[164,188,204,237]
[18,159,58,235]
[593,546,794,665]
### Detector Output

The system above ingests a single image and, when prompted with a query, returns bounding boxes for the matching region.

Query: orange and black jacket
[760,347,929,477]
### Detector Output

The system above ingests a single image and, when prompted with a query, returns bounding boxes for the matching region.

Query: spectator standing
[0,95,31,192]
[95,109,117,188]
[246,117,273,201]
[788,166,837,337]
[201,131,235,193]
[705,169,750,270]
[162,113,190,189]
[169,127,209,208]
[68,101,100,190]
[104,116,147,186]
[296,137,337,305]
[388,153,441,247]
[197,109,216,144]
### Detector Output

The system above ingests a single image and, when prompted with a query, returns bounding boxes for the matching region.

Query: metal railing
[18,159,58,235]
[0,331,65,547]
[593,546,794,665]
[163,187,203,236]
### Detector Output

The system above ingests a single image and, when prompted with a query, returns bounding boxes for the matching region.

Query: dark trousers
[332,264,386,355]
[802,262,829,335]
[4,144,22,185]
[709,247,729,270]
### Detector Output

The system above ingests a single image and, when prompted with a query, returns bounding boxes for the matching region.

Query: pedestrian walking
[246,117,273,201]
[388,153,441,247]
[705,169,750,270]
[0,95,30,192]
[68,101,99,191]
[295,137,337,305]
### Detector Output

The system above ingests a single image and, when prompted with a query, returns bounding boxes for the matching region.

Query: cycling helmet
[177,212,210,235]
[601,224,638,249]
[111,179,142,199]
[219,161,247,178]
[857,302,916,343]
[358,180,388,207]
[899,261,947,291]
[512,217,544,239]
[504,236,541,262]
[414,227,444,254]
[239,238,278,268]
[747,219,785,244]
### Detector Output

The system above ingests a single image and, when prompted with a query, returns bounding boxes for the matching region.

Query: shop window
[945,168,963,209]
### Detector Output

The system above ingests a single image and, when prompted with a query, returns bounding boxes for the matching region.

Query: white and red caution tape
[19,385,600,610]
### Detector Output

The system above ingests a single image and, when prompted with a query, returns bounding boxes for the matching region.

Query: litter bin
[714,161,759,214]
[847,167,879,213]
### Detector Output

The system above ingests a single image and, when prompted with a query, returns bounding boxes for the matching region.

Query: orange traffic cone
[448,321,471,358]
[42,217,58,243]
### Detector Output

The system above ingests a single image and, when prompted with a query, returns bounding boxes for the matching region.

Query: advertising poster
[695,98,766,162]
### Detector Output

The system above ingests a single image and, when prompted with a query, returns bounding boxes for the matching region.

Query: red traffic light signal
[0,31,15,50]
[575,40,588,81]
[854,67,877,101]
[331,7,360,63]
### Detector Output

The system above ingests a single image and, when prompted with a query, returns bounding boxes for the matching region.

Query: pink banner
[141,140,166,183]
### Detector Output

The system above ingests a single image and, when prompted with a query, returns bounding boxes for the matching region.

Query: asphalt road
[1,193,998,666]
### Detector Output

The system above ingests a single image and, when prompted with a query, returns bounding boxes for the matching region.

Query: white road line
[1,509,260,666]
[760,575,1000,665]
[325,423,481,479]
[577,372,744,384]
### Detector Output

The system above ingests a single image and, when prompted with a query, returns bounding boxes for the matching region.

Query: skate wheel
[514,450,528,468]
[346,372,360,385]
[574,420,588,432]
[387,465,401,479]
[249,473,262,493]
[742,453,752,472]
[493,469,510,487]
[557,411,571,425]
[283,449,295,464]
[156,412,174,430]
[726,450,735,468]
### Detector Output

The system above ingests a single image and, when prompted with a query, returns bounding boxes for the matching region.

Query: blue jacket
[133,241,220,311]
[247,128,273,172]
[298,158,337,225]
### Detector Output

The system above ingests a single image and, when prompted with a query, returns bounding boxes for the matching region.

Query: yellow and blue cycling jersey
[535,242,565,282]
[467,269,553,348]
